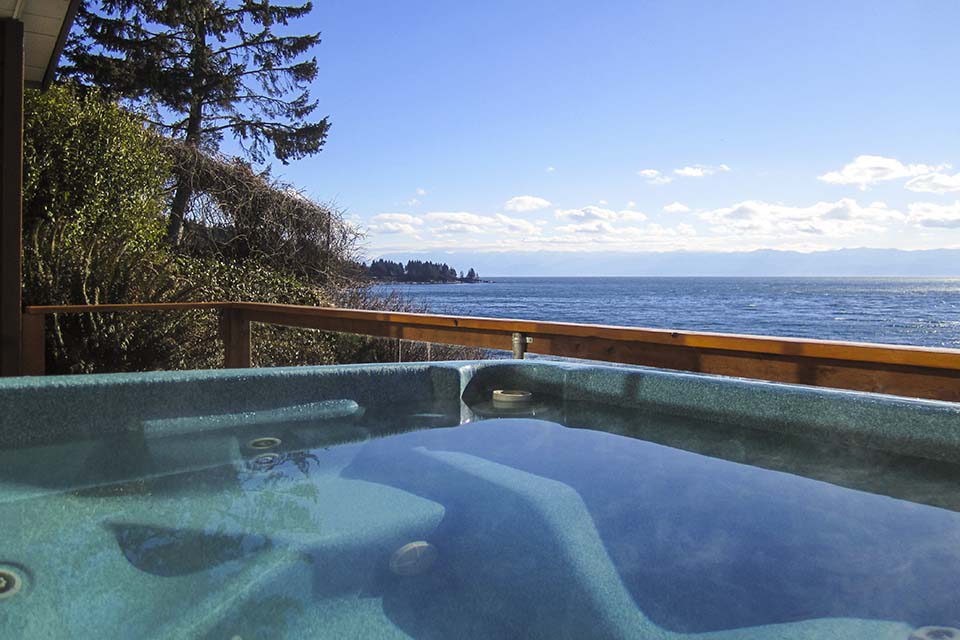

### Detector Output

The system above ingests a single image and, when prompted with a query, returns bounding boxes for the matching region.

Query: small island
[366,259,483,283]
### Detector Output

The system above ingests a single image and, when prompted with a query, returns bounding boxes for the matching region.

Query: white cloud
[371,213,423,225]
[673,164,731,178]
[619,210,648,222]
[372,222,420,235]
[545,166,556,173]
[553,220,695,241]
[644,223,697,236]
[503,195,551,212]
[818,155,948,190]
[423,211,541,235]
[908,201,960,228]
[555,205,619,221]
[368,215,780,254]
[371,186,959,254]
[369,213,424,235]
[556,220,617,234]
[494,214,539,234]
[905,172,960,194]
[663,202,691,213]
[435,223,483,234]
[700,198,904,237]
[556,205,648,223]
[403,187,429,205]
[425,211,490,226]
[637,168,673,185]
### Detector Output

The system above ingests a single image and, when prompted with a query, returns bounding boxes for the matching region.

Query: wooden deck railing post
[219,307,251,369]
[20,312,43,375]
[0,20,24,377]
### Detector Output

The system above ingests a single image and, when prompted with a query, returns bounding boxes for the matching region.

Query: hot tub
[1,361,958,639]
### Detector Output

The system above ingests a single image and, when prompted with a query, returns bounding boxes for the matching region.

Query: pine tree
[64,0,330,246]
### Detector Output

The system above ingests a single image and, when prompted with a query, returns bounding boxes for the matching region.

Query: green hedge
[21,86,481,373]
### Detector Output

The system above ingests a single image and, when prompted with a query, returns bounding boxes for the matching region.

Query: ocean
[376,277,960,349]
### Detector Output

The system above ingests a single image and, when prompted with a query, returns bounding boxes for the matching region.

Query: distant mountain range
[371,248,960,277]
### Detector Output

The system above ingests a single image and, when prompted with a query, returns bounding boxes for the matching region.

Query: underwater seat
[140,399,366,473]
[346,444,915,640]
[0,462,444,639]
[422,447,916,640]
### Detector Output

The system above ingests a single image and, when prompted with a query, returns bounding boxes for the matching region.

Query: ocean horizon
[376,276,960,349]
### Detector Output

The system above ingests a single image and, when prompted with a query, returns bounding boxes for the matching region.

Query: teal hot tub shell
[1,360,959,639]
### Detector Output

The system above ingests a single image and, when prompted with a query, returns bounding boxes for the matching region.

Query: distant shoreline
[377,275,959,281]
[370,279,489,285]
[369,249,960,279]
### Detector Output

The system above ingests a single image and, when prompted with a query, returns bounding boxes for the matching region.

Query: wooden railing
[20,301,960,402]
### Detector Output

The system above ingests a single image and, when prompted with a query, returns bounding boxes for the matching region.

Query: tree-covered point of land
[64,0,330,246]
[402,260,458,282]
[366,259,481,282]
[367,259,406,280]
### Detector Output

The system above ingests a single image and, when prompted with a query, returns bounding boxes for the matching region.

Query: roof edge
[37,0,81,91]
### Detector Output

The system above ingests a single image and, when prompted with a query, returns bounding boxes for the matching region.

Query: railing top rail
[24,301,960,372]
[244,303,960,373]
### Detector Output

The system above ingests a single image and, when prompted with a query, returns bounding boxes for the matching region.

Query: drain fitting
[247,436,281,450]
[0,568,23,600]
[492,389,533,407]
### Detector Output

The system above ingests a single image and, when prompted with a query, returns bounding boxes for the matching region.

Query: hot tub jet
[390,541,438,576]
[247,436,282,450]
[251,452,281,470]
[0,567,24,600]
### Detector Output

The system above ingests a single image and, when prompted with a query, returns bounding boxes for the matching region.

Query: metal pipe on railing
[512,332,531,359]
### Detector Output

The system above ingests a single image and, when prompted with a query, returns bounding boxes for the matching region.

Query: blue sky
[269,0,960,260]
